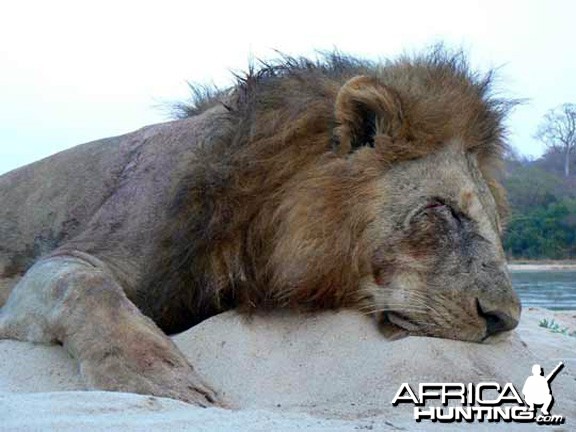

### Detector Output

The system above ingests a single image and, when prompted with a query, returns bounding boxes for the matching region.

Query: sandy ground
[1,307,576,431]
[508,263,576,271]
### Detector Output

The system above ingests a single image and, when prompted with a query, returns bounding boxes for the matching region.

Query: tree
[535,103,576,177]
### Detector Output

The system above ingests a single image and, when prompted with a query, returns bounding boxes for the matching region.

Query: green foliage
[503,166,561,211]
[502,152,576,260]
[538,318,576,337]
[504,199,576,259]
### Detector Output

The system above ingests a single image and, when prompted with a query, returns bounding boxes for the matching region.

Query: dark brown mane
[139,48,514,333]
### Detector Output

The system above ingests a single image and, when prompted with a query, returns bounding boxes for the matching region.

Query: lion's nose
[476,296,521,337]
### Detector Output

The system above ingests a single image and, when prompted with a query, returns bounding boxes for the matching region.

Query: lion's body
[0,51,521,405]
[0,110,226,308]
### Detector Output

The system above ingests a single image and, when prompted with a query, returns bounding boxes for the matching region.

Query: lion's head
[156,49,521,342]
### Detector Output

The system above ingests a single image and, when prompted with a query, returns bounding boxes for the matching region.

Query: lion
[0,49,521,406]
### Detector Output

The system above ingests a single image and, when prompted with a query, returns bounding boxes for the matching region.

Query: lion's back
[0,106,229,300]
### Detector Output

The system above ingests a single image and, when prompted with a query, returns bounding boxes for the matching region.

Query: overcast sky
[1,0,575,175]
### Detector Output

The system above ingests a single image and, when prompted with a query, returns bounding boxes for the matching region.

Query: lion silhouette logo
[522,361,564,415]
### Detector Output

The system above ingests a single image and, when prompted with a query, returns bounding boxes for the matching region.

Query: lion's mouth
[377,311,418,340]
[369,268,423,340]
[387,312,419,331]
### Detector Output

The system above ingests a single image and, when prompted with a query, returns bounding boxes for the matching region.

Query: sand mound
[1,307,575,431]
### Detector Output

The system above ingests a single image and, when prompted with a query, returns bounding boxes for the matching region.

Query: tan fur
[0,50,521,405]
[139,52,517,331]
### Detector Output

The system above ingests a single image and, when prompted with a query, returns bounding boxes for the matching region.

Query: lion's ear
[334,75,404,155]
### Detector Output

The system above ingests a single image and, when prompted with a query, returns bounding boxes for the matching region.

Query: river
[510,270,576,311]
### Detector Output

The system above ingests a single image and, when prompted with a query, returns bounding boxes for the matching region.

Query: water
[510,270,576,310]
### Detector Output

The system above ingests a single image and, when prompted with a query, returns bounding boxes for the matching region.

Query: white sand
[1,307,575,431]
[508,263,576,271]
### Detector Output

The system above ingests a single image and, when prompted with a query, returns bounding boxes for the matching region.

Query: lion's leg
[0,255,217,406]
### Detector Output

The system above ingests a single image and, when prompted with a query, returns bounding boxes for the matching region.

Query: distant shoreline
[508,261,576,271]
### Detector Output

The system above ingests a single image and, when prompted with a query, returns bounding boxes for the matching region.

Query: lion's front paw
[79,339,218,407]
